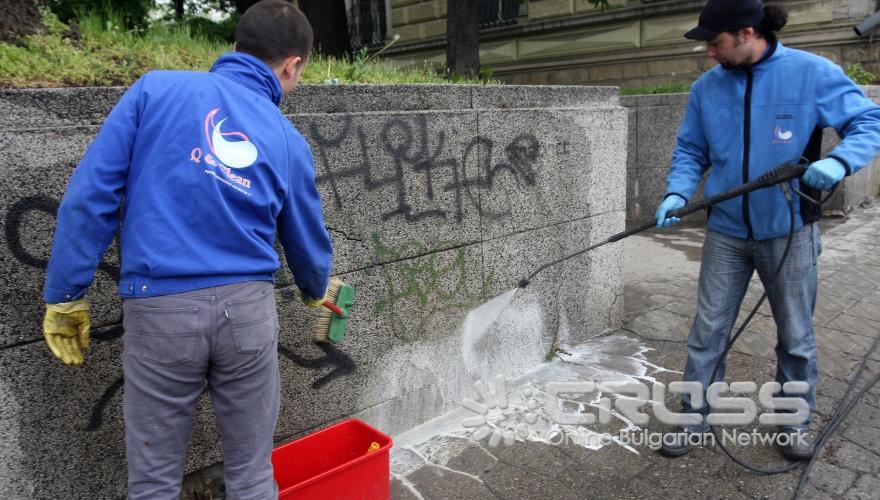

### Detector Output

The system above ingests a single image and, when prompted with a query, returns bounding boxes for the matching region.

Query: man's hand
[802,158,846,191]
[655,195,686,229]
[43,299,90,365]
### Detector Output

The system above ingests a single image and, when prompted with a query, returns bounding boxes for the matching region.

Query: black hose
[698,180,880,484]
[792,333,880,498]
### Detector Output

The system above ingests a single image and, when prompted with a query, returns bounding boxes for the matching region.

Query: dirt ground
[1,0,46,44]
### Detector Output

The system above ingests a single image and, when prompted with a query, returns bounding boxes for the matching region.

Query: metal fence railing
[348,0,387,49]
[479,0,520,29]
[348,0,521,49]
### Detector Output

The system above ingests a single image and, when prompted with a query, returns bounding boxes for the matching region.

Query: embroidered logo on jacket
[773,126,793,144]
[205,108,258,168]
[189,108,256,196]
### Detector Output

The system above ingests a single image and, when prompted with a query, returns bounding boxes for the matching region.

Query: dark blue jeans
[682,224,821,429]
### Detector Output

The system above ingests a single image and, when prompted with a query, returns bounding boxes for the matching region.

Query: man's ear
[282,56,303,78]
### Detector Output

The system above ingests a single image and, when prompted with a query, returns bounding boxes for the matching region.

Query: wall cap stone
[1,84,622,130]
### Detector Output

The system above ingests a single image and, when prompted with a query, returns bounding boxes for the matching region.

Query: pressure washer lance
[517,161,808,288]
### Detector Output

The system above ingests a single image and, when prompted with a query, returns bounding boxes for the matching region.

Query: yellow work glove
[43,298,90,365]
[301,289,328,308]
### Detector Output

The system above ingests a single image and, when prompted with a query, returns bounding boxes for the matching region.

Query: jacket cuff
[44,285,84,304]
[826,154,852,176]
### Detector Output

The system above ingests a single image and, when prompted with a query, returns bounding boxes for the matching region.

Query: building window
[479,0,519,29]
[348,0,387,49]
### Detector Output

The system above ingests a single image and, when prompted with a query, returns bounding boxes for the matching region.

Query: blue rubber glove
[802,158,846,191]
[655,195,686,229]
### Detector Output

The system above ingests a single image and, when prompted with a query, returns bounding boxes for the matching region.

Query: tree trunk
[298,0,352,58]
[174,0,184,19]
[446,0,480,78]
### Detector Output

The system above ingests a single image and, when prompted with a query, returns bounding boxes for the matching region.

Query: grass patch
[620,82,691,96]
[845,62,877,85]
[0,9,493,88]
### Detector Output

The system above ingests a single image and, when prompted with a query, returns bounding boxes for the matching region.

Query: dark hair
[235,0,314,66]
[757,4,788,38]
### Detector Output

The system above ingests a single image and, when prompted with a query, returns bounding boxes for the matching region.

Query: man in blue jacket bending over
[655,0,880,460]
[40,1,333,497]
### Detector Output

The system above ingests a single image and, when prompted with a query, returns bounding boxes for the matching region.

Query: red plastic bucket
[272,419,393,499]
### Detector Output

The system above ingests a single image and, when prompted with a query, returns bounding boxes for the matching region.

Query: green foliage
[342,46,370,82]
[0,9,227,88]
[0,9,495,88]
[620,82,691,96]
[48,0,153,28]
[180,13,239,42]
[147,0,239,43]
[307,54,493,85]
[845,62,876,85]
[443,65,494,84]
[309,33,496,85]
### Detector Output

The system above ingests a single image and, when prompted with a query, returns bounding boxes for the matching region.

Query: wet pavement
[388,204,880,500]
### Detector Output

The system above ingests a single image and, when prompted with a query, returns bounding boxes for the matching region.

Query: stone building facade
[359,0,880,88]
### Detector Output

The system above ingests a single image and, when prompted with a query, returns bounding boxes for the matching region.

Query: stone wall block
[0,129,121,347]
[0,84,627,498]
[477,107,626,240]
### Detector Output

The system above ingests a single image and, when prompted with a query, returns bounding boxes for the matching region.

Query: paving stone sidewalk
[390,204,880,500]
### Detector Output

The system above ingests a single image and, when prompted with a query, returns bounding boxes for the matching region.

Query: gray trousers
[122,281,280,500]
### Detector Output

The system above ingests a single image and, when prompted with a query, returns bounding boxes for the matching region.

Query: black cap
[685,0,765,41]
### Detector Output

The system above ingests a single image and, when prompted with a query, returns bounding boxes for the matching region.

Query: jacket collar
[210,52,283,106]
[756,38,783,66]
[722,38,783,72]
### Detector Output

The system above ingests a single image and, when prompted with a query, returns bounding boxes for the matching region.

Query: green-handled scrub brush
[313,277,354,343]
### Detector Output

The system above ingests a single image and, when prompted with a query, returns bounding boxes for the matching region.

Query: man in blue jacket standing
[40,1,333,497]
[656,0,880,460]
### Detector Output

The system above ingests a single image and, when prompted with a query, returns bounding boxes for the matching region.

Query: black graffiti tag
[278,343,356,390]
[5,195,119,279]
[309,116,541,223]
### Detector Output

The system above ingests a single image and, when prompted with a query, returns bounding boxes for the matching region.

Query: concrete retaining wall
[621,92,690,226]
[0,84,627,498]
[622,85,880,226]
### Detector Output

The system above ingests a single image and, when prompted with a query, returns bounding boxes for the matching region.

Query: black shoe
[778,428,814,460]
[659,425,710,458]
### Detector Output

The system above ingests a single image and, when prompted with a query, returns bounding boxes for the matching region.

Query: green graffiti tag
[372,233,493,340]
